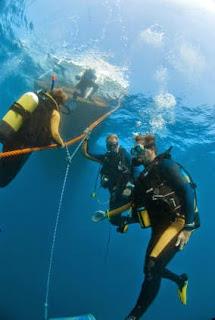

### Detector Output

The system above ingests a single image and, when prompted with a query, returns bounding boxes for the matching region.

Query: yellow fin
[178,280,188,305]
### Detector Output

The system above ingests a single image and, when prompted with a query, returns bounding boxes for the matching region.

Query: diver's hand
[60,142,65,148]
[84,128,92,139]
[56,141,65,148]
[122,188,132,197]
[91,210,108,223]
[122,182,134,197]
[175,230,192,250]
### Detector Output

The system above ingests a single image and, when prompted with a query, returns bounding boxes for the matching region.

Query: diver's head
[131,134,157,165]
[106,134,119,153]
[50,88,68,106]
[84,68,96,80]
[134,133,145,145]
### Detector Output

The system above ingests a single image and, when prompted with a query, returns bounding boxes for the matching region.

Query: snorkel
[50,74,57,91]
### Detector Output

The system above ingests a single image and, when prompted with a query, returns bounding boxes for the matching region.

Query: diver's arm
[160,159,198,230]
[108,202,145,227]
[92,202,136,224]
[121,148,133,183]
[81,139,104,163]
[124,149,132,170]
[50,110,65,147]
[131,158,144,182]
[107,202,132,219]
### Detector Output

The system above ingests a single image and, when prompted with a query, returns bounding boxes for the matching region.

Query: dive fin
[178,274,188,305]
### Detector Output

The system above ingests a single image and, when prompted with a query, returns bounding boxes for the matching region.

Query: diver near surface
[82,133,133,229]
[93,134,200,320]
[73,68,99,100]
[0,88,68,187]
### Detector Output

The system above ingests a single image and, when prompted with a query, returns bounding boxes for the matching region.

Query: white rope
[43,95,123,320]
[44,137,86,320]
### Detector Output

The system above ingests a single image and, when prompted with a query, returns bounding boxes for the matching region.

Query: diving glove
[91,210,108,223]
[122,182,135,197]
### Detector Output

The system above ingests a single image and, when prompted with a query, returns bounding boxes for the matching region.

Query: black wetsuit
[127,151,200,319]
[0,92,59,187]
[131,157,144,182]
[82,139,132,226]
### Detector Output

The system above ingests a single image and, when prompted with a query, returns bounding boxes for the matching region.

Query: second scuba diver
[92,134,200,320]
[73,69,99,100]
[82,133,133,231]
[0,88,68,187]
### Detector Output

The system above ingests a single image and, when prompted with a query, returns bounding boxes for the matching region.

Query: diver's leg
[162,268,188,305]
[162,268,187,287]
[126,258,162,319]
[126,219,185,319]
[88,83,99,99]
[0,153,31,187]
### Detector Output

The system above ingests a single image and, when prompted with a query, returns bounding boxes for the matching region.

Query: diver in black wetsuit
[0,88,68,187]
[92,134,200,319]
[82,133,133,230]
[124,134,200,319]
[73,69,99,100]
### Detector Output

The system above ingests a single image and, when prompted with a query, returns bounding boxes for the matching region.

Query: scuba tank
[0,92,39,144]
[2,92,39,132]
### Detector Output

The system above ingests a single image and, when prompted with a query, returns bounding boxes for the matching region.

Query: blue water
[0,1,215,319]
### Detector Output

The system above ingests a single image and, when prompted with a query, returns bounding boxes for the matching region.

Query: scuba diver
[92,134,200,320]
[0,88,68,187]
[73,68,99,100]
[82,133,133,230]
[131,133,145,182]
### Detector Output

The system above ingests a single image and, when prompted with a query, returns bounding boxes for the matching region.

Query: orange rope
[0,103,121,158]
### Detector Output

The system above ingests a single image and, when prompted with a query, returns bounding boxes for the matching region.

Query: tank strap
[10,103,31,121]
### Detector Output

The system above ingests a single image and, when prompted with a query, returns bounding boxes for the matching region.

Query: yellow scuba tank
[2,92,39,132]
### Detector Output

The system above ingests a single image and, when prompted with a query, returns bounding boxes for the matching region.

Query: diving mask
[131,143,146,158]
[106,140,119,152]
[131,142,155,158]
